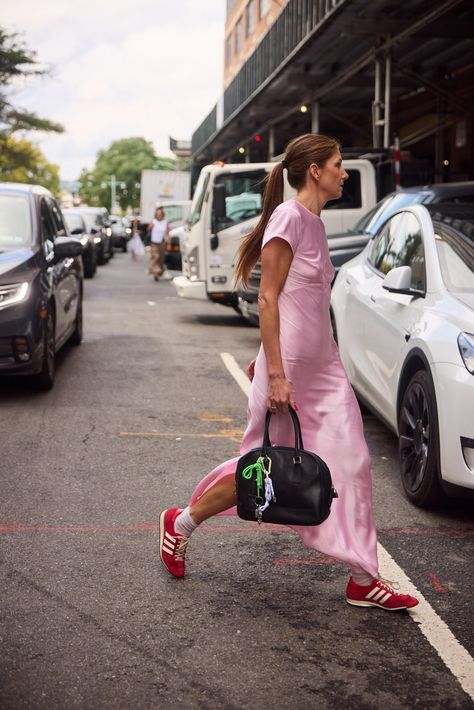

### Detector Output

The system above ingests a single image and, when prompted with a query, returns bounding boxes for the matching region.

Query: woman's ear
[309,163,320,181]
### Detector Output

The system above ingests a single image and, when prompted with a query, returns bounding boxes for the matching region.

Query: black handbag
[235,406,338,526]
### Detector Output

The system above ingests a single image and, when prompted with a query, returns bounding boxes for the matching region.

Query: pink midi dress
[189,199,379,577]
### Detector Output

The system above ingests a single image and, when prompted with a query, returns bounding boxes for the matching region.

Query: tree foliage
[0,135,60,193]
[78,137,176,211]
[0,27,64,186]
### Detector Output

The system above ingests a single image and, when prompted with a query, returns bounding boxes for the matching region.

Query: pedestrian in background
[147,208,169,281]
[128,219,145,260]
[158,133,419,613]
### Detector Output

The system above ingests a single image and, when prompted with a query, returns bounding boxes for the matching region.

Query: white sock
[350,566,374,587]
[174,507,199,537]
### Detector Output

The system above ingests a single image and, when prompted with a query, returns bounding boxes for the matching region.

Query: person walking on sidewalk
[147,208,169,281]
[159,133,419,613]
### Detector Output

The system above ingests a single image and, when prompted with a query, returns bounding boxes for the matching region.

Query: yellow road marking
[199,412,234,423]
[119,430,244,443]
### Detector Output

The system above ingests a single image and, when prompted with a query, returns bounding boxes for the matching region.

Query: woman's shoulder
[272,200,303,220]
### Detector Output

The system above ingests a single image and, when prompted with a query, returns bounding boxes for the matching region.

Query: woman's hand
[246,358,256,382]
[267,374,297,413]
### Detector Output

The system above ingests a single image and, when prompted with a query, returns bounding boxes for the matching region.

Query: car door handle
[370,295,377,303]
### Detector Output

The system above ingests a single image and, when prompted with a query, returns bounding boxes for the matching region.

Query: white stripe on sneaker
[165,531,175,543]
[162,542,175,555]
[373,589,388,602]
[379,592,393,605]
[366,587,380,600]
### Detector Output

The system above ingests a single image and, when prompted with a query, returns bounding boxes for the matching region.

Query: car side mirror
[382,265,423,297]
[54,236,83,259]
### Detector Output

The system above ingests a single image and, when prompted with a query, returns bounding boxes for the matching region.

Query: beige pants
[149,242,165,277]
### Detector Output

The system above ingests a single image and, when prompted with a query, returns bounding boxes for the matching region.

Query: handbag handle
[263,405,304,457]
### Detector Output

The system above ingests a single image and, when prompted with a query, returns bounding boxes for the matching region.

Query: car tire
[97,245,106,266]
[69,296,83,346]
[84,260,94,278]
[32,311,55,391]
[398,369,443,507]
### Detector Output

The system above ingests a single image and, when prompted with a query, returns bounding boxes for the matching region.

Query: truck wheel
[398,369,443,507]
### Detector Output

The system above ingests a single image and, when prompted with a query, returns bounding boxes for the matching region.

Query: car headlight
[80,236,89,247]
[458,332,474,374]
[0,282,30,310]
[106,227,112,237]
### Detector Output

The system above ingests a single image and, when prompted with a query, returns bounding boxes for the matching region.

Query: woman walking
[159,134,418,612]
[147,207,169,280]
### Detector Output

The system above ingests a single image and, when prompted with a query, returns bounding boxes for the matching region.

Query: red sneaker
[346,577,419,611]
[159,508,189,578]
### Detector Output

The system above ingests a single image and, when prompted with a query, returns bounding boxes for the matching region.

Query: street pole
[111,175,116,214]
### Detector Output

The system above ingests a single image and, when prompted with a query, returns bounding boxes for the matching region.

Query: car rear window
[0,194,32,248]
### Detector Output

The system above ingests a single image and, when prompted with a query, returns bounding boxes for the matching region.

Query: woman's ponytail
[234,161,284,287]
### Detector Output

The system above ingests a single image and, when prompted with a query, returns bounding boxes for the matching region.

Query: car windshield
[188,171,210,226]
[354,192,429,235]
[79,212,96,230]
[64,214,84,232]
[0,194,32,248]
[434,218,474,309]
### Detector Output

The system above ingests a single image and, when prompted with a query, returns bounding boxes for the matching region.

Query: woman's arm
[258,238,296,412]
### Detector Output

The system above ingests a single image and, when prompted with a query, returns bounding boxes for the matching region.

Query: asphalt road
[1,251,473,710]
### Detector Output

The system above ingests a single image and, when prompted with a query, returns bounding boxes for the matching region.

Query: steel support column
[372,57,383,147]
[383,50,392,147]
[268,126,275,160]
[311,100,320,133]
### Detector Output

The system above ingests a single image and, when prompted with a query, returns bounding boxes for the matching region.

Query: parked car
[0,183,83,390]
[330,203,474,507]
[70,206,113,265]
[238,182,474,325]
[110,215,131,252]
[63,209,97,278]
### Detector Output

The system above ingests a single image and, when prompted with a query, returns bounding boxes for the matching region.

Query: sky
[3,0,225,181]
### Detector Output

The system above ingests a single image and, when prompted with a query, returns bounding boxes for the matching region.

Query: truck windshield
[0,194,32,248]
[188,172,210,226]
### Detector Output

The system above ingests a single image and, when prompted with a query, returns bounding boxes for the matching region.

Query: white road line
[220,351,474,702]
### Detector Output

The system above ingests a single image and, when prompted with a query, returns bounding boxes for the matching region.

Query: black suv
[69,207,113,265]
[0,183,83,389]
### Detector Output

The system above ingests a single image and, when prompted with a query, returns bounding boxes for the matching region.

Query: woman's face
[155,209,164,220]
[316,151,349,201]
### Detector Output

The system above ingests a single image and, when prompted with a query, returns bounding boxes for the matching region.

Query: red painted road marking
[0,523,472,537]
[428,572,448,593]
[273,557,338,566]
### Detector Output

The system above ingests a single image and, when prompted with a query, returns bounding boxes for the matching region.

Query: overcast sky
[3,0,225,181]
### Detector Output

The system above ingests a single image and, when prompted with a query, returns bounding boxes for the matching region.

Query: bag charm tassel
[241,456,275,523]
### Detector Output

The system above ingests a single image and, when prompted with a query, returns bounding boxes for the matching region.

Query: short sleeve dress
[189,199,379,577]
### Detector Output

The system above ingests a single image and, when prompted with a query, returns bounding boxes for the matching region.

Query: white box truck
[140,170,191,223]
[173,159,377,311]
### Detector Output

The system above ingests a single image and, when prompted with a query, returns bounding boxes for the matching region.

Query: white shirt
[151,218,167,243]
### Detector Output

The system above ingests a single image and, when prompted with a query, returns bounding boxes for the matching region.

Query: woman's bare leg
[189,474,236,524]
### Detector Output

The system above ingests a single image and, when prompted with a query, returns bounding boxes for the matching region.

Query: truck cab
[173,159,376,309]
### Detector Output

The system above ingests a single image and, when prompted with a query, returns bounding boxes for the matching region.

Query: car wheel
[69,296,83,346]
[97,245,106,266]
[84,260,94,278]
[32,311,55,390]
[398,369,443,507]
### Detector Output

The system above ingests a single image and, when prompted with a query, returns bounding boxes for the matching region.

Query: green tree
[0,27,64,181]
[0,136,60,193]
[78,137,175,211]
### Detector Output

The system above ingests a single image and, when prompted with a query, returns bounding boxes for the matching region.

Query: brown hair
[234,133,341,286]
